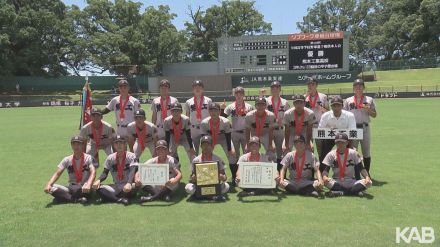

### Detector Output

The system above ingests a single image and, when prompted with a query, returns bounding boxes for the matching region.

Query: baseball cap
[293,135,306,143]
[306,77,318,84]
[134,109,146,117]
[234,86,245,94]
[193,80,204,87]
[170,102,182,111]
[200,135,213,144]
[113,135,126,143]
[249,136,260,145]
[156,140,168,148]
[330,95,343,106]
[292,94,306,103]
[335,132,349,142]
[208,102,220,110]
[160,79,170,88]
[118,79,129,86]
[270,80,281,87]
[71,135,85,143]
[91,107,102,115]
[353,78,365,87]
[255,97,267,105]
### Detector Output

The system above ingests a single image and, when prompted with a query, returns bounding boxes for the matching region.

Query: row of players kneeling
[44,132,372,205]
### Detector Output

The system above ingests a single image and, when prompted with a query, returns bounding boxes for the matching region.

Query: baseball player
[44,136,96,204]
[266,81,290,171]
[101,79,141,137]
[283,95,315,154]
[127,109,158,160]
[151,79,179,140]
[279,135,323,197]
[200,102,236,183]
[185,135,230,201]
[79,107,114,163]
[236,136,278,197]
[322,133,372,197]
[220,86,254,186]
[343,79,377,176]
[318,95,356,169]
[304,77,329,159]
[245,97,276,162]
[184,80,212,155]
[136,140,182,202]
[164,103,195,164]
[93,135,137,205]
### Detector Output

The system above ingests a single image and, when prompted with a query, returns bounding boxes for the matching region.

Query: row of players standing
[44,77,377,204]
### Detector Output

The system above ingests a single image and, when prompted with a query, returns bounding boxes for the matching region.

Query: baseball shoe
[309,191,319,198]
[163,195,172,202]
[327,191,344,197]
[357,191,365,197]
[140,196,154,203]
[117,197,129,206]
[212,195,226,201]
[76,197,88,204]
[237,191,255,197]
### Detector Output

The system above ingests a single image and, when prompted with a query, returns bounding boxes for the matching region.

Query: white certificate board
[313,128,363,140]
[238,162,277,189]
[139,163,169,186]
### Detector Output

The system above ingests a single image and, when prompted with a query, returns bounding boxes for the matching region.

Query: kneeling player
[322,133,372,197]
[44,136,96,204]
[279,135,323,197]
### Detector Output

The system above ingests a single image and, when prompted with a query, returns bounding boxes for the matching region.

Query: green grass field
[1,98,439,246]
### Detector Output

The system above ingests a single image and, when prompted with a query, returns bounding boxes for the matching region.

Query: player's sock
[349,183,367,195]
[276,159,282,172]
[51,189,73,203]
[299,184,316,195]
[354,165,361,180]
[229,163,238,184]
[97,188,119,202]
[364,157,371,175]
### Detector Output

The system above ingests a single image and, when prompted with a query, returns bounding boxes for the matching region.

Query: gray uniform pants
[169,137,195,164]
[232,130,246,162]
[133,141,155,159]
[352,124,371,158]
[273,127,284,159]
[191,125,203,155]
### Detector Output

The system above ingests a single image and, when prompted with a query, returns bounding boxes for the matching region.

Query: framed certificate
[194,162,221,197]
[238,162,277,189]
[138,163,169,186]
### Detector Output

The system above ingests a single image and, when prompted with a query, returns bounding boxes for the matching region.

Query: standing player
[151,79,179,140]
[79,107,114,163]
[322,133,372,197]
[201,102,236,183]
[185,135,230,200]
[304,77,329,159]
[343,79,377,176]
[44,136,96,204]
[245,97,276,162]
[283,95,315,154]
[164,103,195,164]
[184,80,212,155]
[127,109,158,160]
[93,135,137,205]
[279,135,323,197]
[266,81,290,171]
[136,140,182,202]
[235,136,277,197]
[221,86,254,186]
[101,79,141,137]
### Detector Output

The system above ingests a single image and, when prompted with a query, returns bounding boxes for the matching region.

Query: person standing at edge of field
[127,109,158,160]
[220,86,254,186]
[279,135,323,197]
[266,81,290,172]
[151,79,179,140]
[93,135,138,206]
[164,102,196,164]
[44,136,96,204]
[304,77,329,160]
[184,80,212,155]
[235,136,278,197]
[343,79,377,178]
[79,107,115,164]
[244,97,276,161]
[282,94,315,155]
[101,79,141,138]
[322,133,372,197]
[318,96,356,172]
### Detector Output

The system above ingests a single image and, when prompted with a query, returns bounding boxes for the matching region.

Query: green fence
[377,58,440,71]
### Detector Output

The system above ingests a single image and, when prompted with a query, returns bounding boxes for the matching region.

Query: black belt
[234,130,245,133]
[191,125,200,129]
[356,123,369,128]
[274,126,284,130]
[117,124,128,128]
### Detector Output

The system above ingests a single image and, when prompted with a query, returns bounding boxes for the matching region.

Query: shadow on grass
[372,179,388,187]
[236,190,285,203]
[138,182,187,207]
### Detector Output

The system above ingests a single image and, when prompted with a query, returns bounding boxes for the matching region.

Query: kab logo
[396,227,435,244]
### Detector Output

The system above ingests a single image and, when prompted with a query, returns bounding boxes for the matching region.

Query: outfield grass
[0,98,439,246]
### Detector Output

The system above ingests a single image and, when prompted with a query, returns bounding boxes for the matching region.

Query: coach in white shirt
[318,95,356,168]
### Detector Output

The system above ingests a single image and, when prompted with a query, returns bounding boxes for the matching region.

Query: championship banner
[138,163,169,186]
[313,128,363,140]
[195,162,221,197]
[79,77,93,129]
[238,162,278,189]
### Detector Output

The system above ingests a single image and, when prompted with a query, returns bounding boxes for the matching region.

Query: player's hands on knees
[167,178,176,186]
[93,180,101,190]
[44,184,52,193]
[123,183,132,193]
[82,183,91,193]
[322,176,330,185]
[362,176,372,186]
